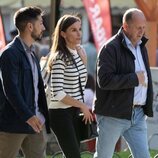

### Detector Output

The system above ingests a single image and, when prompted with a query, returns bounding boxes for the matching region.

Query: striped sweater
[49,48,87,109]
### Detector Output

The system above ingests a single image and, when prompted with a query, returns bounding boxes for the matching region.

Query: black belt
[133,104,143,108]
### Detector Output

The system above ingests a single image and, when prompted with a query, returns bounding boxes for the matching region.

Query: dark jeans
[49,107,81,158]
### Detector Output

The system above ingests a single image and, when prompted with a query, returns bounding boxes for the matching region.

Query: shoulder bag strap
[71,56,85,102]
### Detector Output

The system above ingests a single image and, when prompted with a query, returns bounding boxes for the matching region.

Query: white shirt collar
[123,32,142,47]
[67,47,78,55]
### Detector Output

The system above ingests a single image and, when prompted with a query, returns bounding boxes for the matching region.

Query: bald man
[94,8,153,158]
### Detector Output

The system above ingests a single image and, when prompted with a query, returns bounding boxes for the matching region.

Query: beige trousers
[0,127,48,158]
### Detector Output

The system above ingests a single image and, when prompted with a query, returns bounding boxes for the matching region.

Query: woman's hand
[60,95,93,124]
[80,104,94,124]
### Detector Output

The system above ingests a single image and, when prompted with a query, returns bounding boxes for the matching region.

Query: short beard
[31,32,43,41]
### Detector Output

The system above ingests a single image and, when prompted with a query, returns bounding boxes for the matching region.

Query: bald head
[122,8,147,47]
[122,8,146,25]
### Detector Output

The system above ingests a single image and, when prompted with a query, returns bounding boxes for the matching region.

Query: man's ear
[122,22,128,31]
[27,22,33,31]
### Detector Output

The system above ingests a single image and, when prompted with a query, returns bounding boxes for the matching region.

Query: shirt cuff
[54,91,67,101]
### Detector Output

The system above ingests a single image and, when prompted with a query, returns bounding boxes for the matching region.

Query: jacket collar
[117,27,148,48]
[13,36,41,74]
[12,36,32,66]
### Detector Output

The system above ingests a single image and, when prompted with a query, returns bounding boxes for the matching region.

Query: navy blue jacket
[94,29,153,120]
[0,37,50,133]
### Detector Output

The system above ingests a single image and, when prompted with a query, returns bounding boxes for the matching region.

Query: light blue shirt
[19,37,45,125]
[123,33,148,105]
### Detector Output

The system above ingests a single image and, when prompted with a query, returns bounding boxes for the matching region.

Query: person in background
[35,36,50,61]
[10,29,18,41]
[94,8,153,158]
[83,33,97,79]
[0,6,50,158]
[47,14,93,158]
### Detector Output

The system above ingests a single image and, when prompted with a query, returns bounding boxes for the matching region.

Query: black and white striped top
[49,48,87,109]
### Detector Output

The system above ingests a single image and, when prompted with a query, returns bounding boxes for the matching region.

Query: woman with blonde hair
[47,14,93,158]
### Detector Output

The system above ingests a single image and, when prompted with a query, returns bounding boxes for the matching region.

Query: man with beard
[0,6,50,158]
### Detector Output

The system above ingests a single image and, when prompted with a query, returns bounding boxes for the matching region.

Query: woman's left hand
[80,104,93,124]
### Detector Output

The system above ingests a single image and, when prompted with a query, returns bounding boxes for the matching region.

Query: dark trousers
[49,107,81,158]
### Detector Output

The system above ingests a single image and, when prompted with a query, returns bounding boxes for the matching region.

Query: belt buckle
[133,104,141,108]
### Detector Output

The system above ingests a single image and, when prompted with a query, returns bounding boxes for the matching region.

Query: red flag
[82,0,112,51]
[0,11,6,50]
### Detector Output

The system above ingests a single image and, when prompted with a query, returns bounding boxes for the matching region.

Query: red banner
[83,0,112,51]
[0,13,5,50]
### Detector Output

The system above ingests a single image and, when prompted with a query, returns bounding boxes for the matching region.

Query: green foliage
[116,149,158,158]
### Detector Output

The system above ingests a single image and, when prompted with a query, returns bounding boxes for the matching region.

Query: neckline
[67,47,78,55]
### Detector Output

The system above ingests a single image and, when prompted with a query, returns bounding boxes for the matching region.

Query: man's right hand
[136,71,146,86]
[26,115,43,133]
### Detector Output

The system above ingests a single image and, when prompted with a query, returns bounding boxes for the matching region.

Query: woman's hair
[47,14,81,70]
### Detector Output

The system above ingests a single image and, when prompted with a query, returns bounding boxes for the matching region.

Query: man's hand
[26,115,43,133]
[136,71,146,87]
